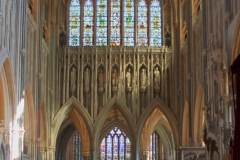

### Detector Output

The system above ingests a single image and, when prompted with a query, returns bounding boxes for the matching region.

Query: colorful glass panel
[106,135,112,159]
[113,135,118,159]
[73,132,82,160]
[119,135,125,160]
[110,0,121,46]
[126,138,131,159]
[100,127,131,159]
[138,0,148,46]
[96,0,108,46]
[100,138,105,159]
[83,0,94,46]
[123,0,135,46]
[149,131,160,160]
[150,0,162,46]
[69,0,81,46]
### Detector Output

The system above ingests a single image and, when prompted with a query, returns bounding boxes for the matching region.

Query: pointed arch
[94,97,136,148]
[136,97,178,156]
[0,58,15,127]
[52,97,93,153]
[194,84,205,146]
[182,100,189,147]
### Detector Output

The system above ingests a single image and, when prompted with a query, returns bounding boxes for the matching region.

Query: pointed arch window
[73,131,82,160]
[110,0,121,46]
[149,131,160,160]
[100,127,131,160]
[69,0,81,46]
[96,0,108,46]
[123,0,135,46]
[83,0,94,46]
[150,0,162,46]
[138,0,148,46]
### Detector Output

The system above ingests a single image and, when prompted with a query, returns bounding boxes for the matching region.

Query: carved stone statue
[140,68,147,87]
[84,68,90,93]
[98,69,104,93]
[154,67,160,88]
[126,68,131,88]
[111,68,118,86]
[70,67,76,94]
[111,68,118,93]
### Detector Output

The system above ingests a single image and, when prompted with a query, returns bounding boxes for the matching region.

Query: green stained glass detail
[96,0,108,46]
[69,0,80,46]
[138,0,148,46]
[150,0,162,46]
[124,0,134,46]
[83,0,94,46]
[110,0,121,46]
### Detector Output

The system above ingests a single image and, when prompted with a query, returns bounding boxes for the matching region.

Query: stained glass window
[149,131,159,160]
[150,0,162,46]
[110,0,121,46]
[100,127,131,160]
[138,0,148,46]
[83,0,94,46]
[123,0,135,46]
[96,0,108,46]
[69,0,81,46]
[73,131,82,160]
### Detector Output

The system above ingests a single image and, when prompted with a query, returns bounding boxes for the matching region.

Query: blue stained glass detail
[83,0,94,46]
[124,0,135,46]
[96,0,108,46]
[138,0,148,46]
[100,127,131,159]
[110,0,121,46]
[150,0,162,46]
[69,0,81,46]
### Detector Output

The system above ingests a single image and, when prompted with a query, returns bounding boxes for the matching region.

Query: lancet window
[100,127,131,160]
[68,0,162,46]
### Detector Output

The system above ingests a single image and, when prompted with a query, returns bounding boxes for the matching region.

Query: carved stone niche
[111,65,119,96]
[139,65,147,93]
[69,66,77,97]
[153,65,161,96]
[125,64,133,93]
[97,65,105,93]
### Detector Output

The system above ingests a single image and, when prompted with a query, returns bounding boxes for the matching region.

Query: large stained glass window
[100,127,131,160]
[69,0,81,46]
[73,131,82,160]
[96,0,108,46]
[123,0,135,46]
[110,0,121,46]
[83,0,94,46]
[150,0,162,46]
[138,0,148,46]
[149,131,160,160]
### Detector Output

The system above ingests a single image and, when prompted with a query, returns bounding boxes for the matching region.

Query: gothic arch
[231,17,240,64]
[182,100,189,147]
[136,97,178,156]
[0,58,14,126]
[194,84,205,146]
[52,97,93,154]
[94,97,136,148]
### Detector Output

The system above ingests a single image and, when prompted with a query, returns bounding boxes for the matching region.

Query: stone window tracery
[68,0,162,46]
[100,127,131,160]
